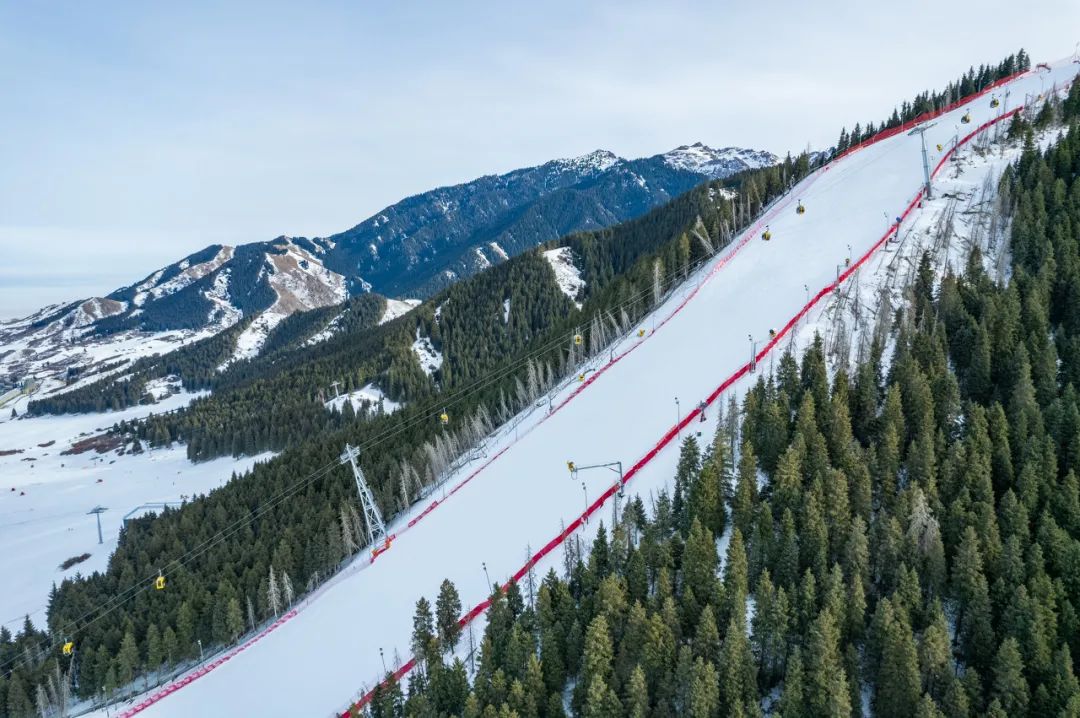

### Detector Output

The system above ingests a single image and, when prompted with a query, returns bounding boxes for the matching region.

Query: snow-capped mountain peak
[552,149,623,175]
[661,142,779,179]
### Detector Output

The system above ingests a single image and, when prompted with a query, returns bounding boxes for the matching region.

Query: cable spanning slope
[106,59,1079,718]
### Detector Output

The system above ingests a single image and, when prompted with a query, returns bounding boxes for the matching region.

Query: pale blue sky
[2,0,1078,318]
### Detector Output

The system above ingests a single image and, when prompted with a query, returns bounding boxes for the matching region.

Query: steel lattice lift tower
[340,443,387,549]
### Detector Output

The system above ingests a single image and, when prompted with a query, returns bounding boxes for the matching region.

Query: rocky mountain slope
[1,144,776,400]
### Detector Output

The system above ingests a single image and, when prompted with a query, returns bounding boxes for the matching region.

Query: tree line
[834,50,1030,154]
[347,78,1080,718]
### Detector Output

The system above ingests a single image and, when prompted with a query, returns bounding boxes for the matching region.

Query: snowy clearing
[304,311,346,346]
[411,327,444,376]
[380,298,421,325]
[542,247,585,309]
[488,242,509,261]
[0,390,272,627]
[324,383,402,416]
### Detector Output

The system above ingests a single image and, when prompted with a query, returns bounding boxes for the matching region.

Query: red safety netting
[341,78,1038,718]
[831,70,1025,163]
[112,68,1056,718]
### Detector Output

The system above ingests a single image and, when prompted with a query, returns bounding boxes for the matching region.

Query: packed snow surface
[543,246,585,309]
[82,61,1079,718]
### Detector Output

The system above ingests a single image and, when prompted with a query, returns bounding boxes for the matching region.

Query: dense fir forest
[23,294,388,417]
[352,85,1080,718]
[0,49,1069,718]
[834,51,1030,153]
[0,116,817,716]
[24,320,253,415]
[43,148,812,461]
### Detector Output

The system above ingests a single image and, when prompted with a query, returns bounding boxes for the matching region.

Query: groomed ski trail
[102,58,1077,718]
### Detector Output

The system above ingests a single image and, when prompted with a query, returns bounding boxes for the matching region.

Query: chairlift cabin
[961,112,972,124]
[761,227,772,241]
[154,572,166,591]
[573,334,583,346]
[62,641,74,656]
[796,200,805,215]
[990,96,1000,109]
[439,410,449,426]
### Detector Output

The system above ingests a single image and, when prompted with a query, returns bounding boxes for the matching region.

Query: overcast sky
[2,0,1078,318]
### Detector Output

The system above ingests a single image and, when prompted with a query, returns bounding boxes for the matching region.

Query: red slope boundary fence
[831,69,1026,164]
[342,74,1054,718]
[109,68,1053,718]
[116,609,298,718]
[108,171,811,718]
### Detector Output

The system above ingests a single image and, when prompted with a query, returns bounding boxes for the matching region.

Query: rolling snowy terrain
[0,389,274,629]
[96,53,1079,718]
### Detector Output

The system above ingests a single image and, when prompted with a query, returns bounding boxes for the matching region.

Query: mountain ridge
[1,143,777,399]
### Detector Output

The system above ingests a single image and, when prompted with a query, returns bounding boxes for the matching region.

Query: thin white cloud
[2,0,1078,317]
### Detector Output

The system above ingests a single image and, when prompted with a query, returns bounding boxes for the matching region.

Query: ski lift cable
[42,130,886,668]
[22,133,876,670]
[45,113,941,674]
[29,264,688,663]
[0,461,347,673]
[12,208,775,666]
[804,136,914,197]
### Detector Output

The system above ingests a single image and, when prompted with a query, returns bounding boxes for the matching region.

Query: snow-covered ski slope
[109,60,1079,718]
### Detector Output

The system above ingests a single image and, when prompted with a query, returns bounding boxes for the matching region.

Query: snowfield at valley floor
[0,389,273,632]
[86,57,1080,718]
